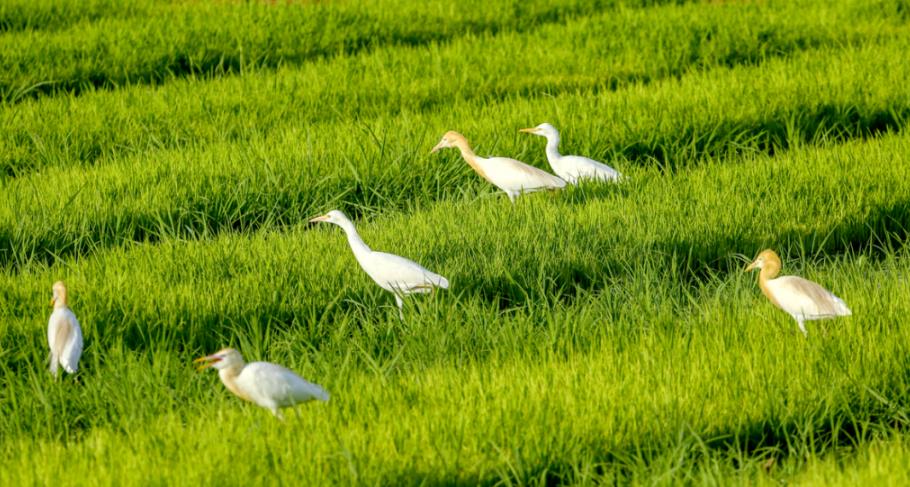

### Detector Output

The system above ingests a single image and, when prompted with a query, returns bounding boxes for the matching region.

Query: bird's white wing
[484,157,566,190]
[246,362,329,407]
[48,309,82,374]
[60,311,83,374]
[47,311,64,375]
[366,251,449,292]
[767,276,851,319]
[560,155,621,182]
[47,311,62,356]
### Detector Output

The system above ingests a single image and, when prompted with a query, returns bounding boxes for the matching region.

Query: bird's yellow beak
[430,140,447,154]
[194,355,221,371]
[519,127,538,134]
[309,214,329,223]
[744,261,758,272]
[49,297,55,308]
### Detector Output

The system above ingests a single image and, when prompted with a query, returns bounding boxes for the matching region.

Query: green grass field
[2,0,910,484]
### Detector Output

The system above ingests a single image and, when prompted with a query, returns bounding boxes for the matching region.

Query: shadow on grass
[0,0,635,103]
[2,103,908,274]
[0,0,866,104]
[398,398,910,485]
[607,104,910,172]
[651,197,910,288]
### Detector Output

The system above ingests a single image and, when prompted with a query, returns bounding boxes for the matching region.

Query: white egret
[745,249,851,336]
[431,130,566,202]
[309,210,449,318]
[48,281,83,379]
[195,348,329,419]
[519,123,621,184]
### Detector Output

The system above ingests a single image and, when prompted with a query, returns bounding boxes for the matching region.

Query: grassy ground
[1,0,909,484]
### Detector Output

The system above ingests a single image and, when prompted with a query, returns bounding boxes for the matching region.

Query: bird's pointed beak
[194,355,221,371]
[744,261,758,272]
[49,297,55,308]
[309,214,329,223]
[519,127,538,134]
[430,140,447,154]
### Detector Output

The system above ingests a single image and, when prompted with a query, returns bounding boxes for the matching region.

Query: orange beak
[518,127,538,134]
[194,354,221,372]
[308,214,330,223]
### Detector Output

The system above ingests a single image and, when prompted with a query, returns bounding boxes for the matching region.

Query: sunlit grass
[1,0,909,484]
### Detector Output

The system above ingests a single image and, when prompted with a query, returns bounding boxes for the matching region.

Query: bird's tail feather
[314,386,330,402]
[835,297,852,316]
[436,275,450,289]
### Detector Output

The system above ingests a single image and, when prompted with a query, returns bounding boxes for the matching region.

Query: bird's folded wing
[771,276,849,317]
[488,157,566,188]
[567,156,620,178]
[251,362,327,404]
[50,316,73,360]
[372,252,447,289]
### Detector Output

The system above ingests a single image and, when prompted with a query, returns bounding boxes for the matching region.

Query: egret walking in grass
[195,348,328,419]
[745,249,851,336]
[519,123,621,184]
[431,130,566,202]
[48,281,83,379]
[309,210,449,318]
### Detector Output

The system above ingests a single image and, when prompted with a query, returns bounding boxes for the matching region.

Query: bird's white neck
[335,217,373,261]
[218,364,253,402]
[544,134,562,163]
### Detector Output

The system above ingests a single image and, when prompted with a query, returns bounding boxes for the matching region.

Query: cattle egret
[48,281,83,378]
[195,348,328,419]
[745,249,851,336]
[309,210,449,318]
[519,123,621,184]
[431,130,566,202]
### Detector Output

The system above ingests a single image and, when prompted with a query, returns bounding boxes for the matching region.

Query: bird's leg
[394,295,404,320]
[49,354,59,380]
[797,319,808,337]
[272,408,285,421]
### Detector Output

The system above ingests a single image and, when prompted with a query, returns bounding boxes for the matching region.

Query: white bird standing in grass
[195,348,328,419]
[309,210,449,318]
[745,249,851,336]
[431,130,566,202]
[47,281,83,379]
[519,123,621,184]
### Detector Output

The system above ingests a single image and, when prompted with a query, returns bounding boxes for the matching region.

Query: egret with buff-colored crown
[195,348,329,419]
[48,281,83,379]
[431,130,566,202]
[745,249,851,336]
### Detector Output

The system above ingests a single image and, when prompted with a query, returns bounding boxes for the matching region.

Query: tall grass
[0,0,678,102]
[2,37,909,270]
[2,0,905,176]
[1,0,909,484]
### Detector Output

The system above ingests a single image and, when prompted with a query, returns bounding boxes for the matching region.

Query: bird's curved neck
[54,290,68,309]
[544,134,562,163]
[335,218,372,259]
[453,139,491,181]
[757,265,781,307]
